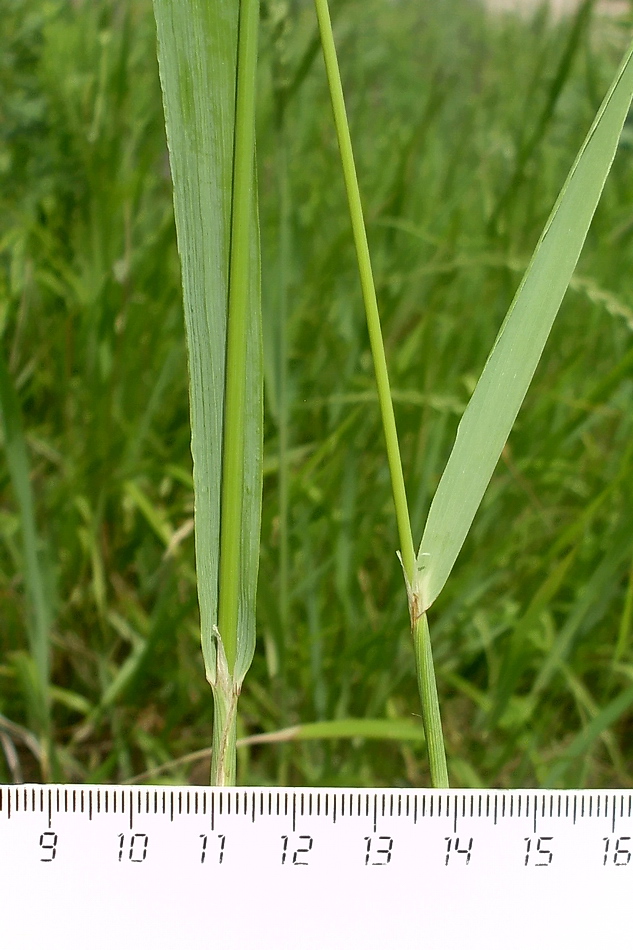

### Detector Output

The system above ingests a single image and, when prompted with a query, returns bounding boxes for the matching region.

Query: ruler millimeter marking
[1,785,632,949]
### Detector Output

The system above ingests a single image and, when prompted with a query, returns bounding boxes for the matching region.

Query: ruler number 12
[281,835,313,865]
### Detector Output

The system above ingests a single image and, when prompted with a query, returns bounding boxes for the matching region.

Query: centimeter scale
[1,784,631,948]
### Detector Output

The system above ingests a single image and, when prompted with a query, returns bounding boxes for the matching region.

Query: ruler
[2,785,632,948]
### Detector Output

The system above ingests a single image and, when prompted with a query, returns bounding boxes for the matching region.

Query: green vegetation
[153,0,263,785]
[1,0,633,790]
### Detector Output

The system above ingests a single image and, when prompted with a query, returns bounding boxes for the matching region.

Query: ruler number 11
[199,834,226,864]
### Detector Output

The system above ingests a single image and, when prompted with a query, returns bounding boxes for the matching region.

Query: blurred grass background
[1,0,633,788]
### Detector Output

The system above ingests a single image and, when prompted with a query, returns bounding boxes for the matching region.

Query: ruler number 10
[118,833,148,863]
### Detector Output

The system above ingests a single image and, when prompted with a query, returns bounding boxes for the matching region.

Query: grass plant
[153,0,263,784]
[2,0,633,790]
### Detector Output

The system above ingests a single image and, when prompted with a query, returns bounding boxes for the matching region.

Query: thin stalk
[314,0,413,579]
[217,0,260,677]
[314,0,448,785]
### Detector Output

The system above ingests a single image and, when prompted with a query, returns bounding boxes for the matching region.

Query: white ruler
[1,784,632,948]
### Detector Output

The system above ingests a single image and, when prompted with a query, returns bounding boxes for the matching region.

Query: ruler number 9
[39,831,58,862]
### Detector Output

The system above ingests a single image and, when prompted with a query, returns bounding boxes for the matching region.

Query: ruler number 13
[364,836,393,865]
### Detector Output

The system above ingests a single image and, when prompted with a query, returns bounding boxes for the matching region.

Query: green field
[1,0,633,788]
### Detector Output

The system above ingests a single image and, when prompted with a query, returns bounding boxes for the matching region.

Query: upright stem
[314,0,449,786]
[214,0,259,785]
[314,0,414,578]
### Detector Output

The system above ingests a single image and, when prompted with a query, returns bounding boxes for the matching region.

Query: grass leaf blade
[417,42,633,612]
[0,350,51,712]
[153,0,263,783]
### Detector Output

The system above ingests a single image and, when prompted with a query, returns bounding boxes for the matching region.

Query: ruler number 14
[444,837,473,866]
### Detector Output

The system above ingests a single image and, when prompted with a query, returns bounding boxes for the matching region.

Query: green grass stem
[314,0,448,785]
[313,0,414,580]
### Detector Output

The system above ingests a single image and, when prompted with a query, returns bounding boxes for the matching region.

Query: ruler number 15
[524,837,553,866]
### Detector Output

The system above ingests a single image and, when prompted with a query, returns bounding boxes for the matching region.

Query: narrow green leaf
[237,718,426,746]
[544,683,633,787]
[0,349,51,711]
[152,0,263,688]
[417,42,633,612]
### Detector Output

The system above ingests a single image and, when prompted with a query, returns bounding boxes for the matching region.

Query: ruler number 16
[603,837,631,866]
